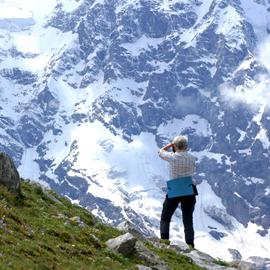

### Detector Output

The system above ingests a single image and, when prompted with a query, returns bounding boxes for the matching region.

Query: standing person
[158,135,197,248]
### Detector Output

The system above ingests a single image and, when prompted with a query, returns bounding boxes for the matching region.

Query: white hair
[173,135,188,150]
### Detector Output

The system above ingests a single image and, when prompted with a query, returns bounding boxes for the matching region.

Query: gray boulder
[69,216,86,227]
[136,265,152,270]
[238,261,261,270]
[170,241,190,253]
[0,152,20,194]
[106,232,137,256]
[106,233,170,269]
[134,241,170,270]
[228,248,242,261]
[186,250,237,270]
[238,256,270,270]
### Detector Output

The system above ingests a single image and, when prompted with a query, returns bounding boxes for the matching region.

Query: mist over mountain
[0,0,270,261]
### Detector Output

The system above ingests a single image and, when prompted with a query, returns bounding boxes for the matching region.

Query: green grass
[0,181,139,269]
[213,258,232,267]
[0,180,215,270]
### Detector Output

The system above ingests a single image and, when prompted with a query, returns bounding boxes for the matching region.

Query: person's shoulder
[186,152,197,160]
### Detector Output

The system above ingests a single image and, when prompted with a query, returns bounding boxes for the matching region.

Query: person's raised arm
[158,143,174,161]
[160,143,174,152]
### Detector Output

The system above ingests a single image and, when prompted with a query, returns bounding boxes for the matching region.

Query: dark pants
[160,195,196,246]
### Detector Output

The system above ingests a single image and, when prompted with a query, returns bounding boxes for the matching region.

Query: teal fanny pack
[167,176,194,198]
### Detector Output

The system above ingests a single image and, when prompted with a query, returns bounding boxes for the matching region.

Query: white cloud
[219,75,270,110]
[257,37,270,71]
[220,37,270,110]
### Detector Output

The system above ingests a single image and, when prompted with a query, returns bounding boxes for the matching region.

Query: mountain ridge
[0,0,270,261]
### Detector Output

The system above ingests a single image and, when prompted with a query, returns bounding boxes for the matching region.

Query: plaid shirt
[158,150,196,179]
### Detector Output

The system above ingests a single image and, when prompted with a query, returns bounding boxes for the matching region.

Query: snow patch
[61,0,82,13]
[18,147,41,181]
[157,114,212,138]
[236,128,246,142]
[121,35,164,57]
[216,6,242,35]
[241,0,269,40]
[250,177,264,184]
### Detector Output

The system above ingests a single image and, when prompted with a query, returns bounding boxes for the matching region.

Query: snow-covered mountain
[1,0,270,261]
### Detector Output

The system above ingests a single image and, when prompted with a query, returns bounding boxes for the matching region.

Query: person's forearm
[160,143,174,152]
[158,143,174,160]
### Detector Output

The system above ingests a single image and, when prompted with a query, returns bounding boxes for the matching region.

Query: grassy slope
[0,180,206,270]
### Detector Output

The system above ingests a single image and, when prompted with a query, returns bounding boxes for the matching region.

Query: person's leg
[160,196,180,240]
[180,196,196,247]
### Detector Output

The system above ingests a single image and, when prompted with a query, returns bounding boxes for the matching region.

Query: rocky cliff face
[0,152,20,194]
[0,0,270,260]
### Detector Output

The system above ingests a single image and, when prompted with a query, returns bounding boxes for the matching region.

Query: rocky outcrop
[237,256,270,270]
[106,232,270,270]
[134,241,169,270]
[106,232,137,256]
[186,249,236,270]
[229,249,242,261]
[136,266,152,270]
[106,233,238,270]
[0,152,20,194]
[106,233,169,269]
